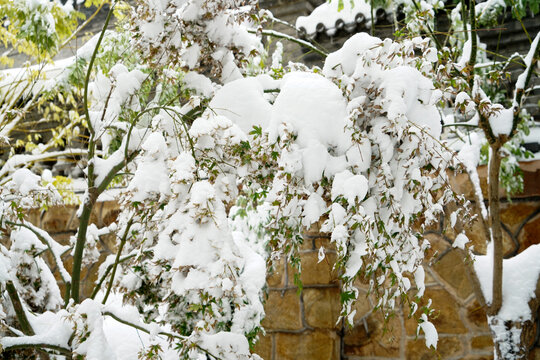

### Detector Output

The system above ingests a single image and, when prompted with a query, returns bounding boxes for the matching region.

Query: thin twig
[102,218,134,304]
[248,29,328,57]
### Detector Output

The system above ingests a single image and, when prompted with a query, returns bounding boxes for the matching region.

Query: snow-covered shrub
[6,0,540,358]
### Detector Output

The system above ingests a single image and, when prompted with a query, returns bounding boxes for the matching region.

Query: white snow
[183,71,215,98]
[1,310,72,351]
[453,233,470,249]
[515,32,540,94]
[488,108,513,137]
[331,170,368,204]
[302,192,327,227]
[456,39,472,70]
[474,244,540,320]
[208,77,272,134]
[268,72,353,184]
[10,168,41,195]
[418,313,438,349]
[270,72,351,151]
[457,132,488,219]
[323,32,382,78]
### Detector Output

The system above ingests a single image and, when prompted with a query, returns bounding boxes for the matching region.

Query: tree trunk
[490,274,540,359]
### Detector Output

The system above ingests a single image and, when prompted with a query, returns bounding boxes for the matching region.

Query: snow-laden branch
[0,340,71,356]
[247,29,328,57]
[511,32,540,137]
[101,310,187,341]
[0,311,72,356]
[0,148,88,181]
[10,221,71,285]
[102,310,226,360]
[475,244,540,318]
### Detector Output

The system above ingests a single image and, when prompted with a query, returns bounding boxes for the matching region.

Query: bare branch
[248,29,328,57]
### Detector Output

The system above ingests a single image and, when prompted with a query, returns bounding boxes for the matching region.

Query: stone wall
[19,161,540,359]
[253,160,540,360]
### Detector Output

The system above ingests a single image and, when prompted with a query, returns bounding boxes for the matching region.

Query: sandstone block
[252,333,272,360]
[267,259,286,288]
[529,347,540,360]
[406,336,463,359]
[432,249,473,299]
[101,201,120,226]
[53,232,75,246]
[471,335,493,349]
[65,209,80,231]
[303,287,341,328]
[304,220,323,238]
[500,202,537,233]
[289,252,338,286]
[464,216,488,255]
[466,300,489,330]
[275,330,339,360]
[353,274,371,291]
[351,291,372,320]
[404,288,467,335]
[40,205,76,233]
[89,202,102,226]
[314,236,336,252]
[300,237,315,250]
[424,233,451,262]
[449,168,488,200]
[25,208,42,228]
[343,311,401,358]
[518,212,540,253]
[261,289,303,330]
[99,233,116,254]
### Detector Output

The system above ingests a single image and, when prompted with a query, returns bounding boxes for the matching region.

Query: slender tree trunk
[487,144,503,316]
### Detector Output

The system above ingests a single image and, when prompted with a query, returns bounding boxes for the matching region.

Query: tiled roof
[296,0,394,39]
